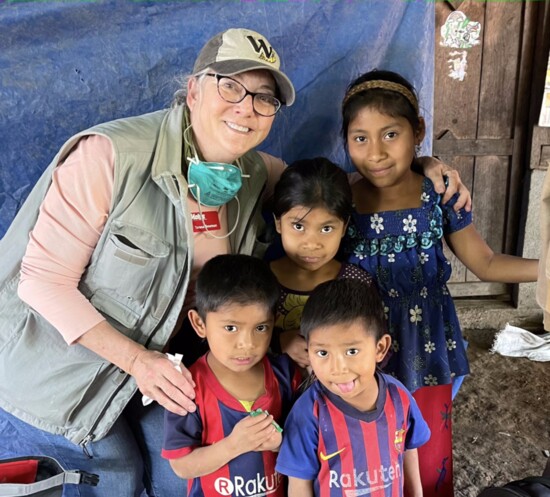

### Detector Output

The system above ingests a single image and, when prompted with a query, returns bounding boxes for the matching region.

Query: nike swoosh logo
[319,448,346,461]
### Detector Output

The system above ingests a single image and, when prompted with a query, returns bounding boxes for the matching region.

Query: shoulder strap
[0,456,98,496]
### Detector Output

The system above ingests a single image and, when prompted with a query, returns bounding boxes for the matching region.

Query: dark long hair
[341,69,421,141]
[273,157,352,222]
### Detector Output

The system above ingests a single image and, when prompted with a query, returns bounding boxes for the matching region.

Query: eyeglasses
[206,73,282,117]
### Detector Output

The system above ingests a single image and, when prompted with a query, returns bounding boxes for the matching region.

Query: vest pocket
[88,224,170,323]
[91,291,139,330]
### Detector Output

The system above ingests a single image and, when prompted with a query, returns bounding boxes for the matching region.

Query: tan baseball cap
[193,28,295,106]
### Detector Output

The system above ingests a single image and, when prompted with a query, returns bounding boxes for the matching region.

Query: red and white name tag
[191,211,221,233]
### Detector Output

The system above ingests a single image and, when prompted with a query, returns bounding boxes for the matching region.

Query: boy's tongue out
[336,380,355,393]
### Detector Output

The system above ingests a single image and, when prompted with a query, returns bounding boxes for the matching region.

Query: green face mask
[187,156,243,207]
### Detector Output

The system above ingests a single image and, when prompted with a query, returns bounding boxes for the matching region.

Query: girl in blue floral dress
[342,70,538,497]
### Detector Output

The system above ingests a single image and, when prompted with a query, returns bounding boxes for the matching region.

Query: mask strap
[192,184,241,240]
[235,157,251,179]
[183,124,196,159]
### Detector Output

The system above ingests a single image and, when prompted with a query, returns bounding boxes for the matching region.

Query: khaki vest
[0,105,268,444]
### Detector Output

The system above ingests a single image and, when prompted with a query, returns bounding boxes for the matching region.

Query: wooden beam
[530,125,550,169]
[433,138,514,157]
[448,282,509,298]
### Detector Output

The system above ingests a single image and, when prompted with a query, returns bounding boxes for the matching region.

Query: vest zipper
[80,435,94,458]
[78,369,133,454]
[79,171,190,448]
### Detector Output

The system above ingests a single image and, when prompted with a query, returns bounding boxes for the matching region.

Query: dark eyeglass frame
[206,73,282,117]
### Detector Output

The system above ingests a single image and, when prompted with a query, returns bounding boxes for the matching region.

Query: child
[341,69,539,496]
[269,157,373,368]
[162,254,301,497]
[276,279,430,497]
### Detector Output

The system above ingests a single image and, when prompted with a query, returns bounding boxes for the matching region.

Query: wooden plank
[434,2,536,297]
[433,138,513,156]
[447,0,466,11]
[468,156,510,283]
[435,2,484,287]
[478,3,523,139]
[448,281,509,298]
[531,125,550,170]
[542,146,550,169]
[434,2,484,142]
[471,4,522,283]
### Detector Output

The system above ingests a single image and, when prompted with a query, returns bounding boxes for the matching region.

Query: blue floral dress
[345,178,471,393]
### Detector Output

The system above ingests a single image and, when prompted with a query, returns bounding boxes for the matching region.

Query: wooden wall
[434,1,541,298]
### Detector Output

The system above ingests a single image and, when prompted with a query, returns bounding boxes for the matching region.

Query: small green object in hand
[249,408,283,433]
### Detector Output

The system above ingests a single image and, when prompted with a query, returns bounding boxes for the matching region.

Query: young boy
[162,254,301,497]
[276,279,430,497]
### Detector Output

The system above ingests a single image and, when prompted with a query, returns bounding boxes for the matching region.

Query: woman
[0,28,467,496]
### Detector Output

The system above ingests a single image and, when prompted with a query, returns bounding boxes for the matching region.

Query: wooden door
[434,1,539,299]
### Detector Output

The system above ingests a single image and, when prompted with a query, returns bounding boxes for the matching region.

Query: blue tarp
[0,1,434,237]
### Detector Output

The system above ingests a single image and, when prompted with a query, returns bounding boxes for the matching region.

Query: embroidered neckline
[347,179,444,257]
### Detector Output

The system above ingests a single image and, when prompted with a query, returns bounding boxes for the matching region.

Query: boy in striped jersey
[162,255,301,497]
[276,279,430,497]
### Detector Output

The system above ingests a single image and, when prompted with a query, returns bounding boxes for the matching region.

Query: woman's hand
[130,349,196,416]
[77,320,196,416]
[418,156,472,212]
[280,329,310,368]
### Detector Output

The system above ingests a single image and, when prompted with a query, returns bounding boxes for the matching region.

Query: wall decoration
[447,50,468,82]
[440,11,481,49]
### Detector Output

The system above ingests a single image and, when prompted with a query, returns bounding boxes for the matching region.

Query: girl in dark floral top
[269,157,372,369]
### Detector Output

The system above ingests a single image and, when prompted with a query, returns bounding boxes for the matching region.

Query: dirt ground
[453,328,550,496]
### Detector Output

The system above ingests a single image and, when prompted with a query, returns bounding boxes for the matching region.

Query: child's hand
[227,412,280,455]
[280,330,310,368]
[255,427,282,452]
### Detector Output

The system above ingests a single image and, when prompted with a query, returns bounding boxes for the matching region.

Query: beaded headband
[342,80,419,115]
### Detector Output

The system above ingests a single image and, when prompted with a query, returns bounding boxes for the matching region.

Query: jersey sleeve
[275,388,320,481]
[404,391,431,450]
[162,407,204,460]
[268,353,303,431]
[269,353,302,396]
[283,354,303,395]
[290,364,302,394]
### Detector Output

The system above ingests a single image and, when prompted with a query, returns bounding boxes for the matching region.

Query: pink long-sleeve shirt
[18,135,284,344]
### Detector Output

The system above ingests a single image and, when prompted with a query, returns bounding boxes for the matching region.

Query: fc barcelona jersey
[275,373,430,497]
[162,354,300,497]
